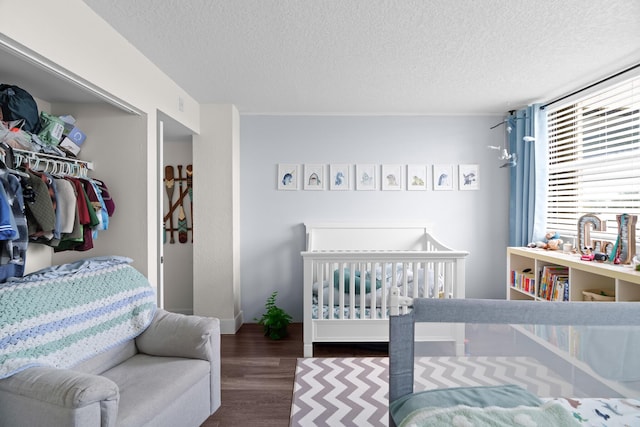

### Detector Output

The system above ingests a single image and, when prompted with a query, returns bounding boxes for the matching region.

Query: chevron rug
[289,356,574,427]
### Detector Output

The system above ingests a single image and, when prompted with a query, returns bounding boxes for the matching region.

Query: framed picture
[304,164,325,190]
[381,164,403,190]
[407,164,428,191]
[329,164,351,190]
[277,163,299,190]
[356,164,376,190]
[433,164,454,191]
[459,164,479,190]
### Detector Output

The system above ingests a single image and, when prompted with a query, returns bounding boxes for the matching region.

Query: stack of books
[538,265,569,301]
[511,269,536,295]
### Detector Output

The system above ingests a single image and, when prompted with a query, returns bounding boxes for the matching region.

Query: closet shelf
[13,148,94,176]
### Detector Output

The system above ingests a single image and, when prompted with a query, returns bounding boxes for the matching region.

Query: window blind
[546,75,640,244]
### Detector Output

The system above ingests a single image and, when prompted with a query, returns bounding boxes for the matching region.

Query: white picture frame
[407,164,428,191]
[356,164,376,190]
[277,163,299,190]
[433,164,454,191]
[381,164,403,191]
[303,164,325,190]
[329,164,351,190]
[459,164,479,190]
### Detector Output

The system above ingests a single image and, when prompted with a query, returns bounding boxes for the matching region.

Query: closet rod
[13,148,94,170]
[540,62,640,110]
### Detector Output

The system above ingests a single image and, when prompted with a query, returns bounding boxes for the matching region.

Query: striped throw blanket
[0,262,156,379]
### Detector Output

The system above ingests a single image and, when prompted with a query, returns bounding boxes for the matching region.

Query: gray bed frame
[389,298,640,426]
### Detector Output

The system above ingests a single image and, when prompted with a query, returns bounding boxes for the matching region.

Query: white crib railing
[302,249,468,357]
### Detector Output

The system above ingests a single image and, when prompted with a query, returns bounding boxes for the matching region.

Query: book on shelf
[538,265,569,301]
[511,269,536,295]
[551,275,569,301]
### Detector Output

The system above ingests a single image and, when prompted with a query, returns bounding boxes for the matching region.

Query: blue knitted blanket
[0,260,156,379]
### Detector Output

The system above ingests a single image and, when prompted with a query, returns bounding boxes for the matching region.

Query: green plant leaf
[256,291,292,340]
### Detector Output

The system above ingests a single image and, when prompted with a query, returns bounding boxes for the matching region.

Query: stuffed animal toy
[528,231,563,250]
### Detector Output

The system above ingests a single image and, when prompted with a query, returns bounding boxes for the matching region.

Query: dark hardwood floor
[201,322,388,427]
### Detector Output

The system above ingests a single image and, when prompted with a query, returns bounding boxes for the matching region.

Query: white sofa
[0,257,221,427]
[0,308,221,427]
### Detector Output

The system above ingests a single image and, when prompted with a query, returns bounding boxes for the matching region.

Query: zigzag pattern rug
[290,356,574,427]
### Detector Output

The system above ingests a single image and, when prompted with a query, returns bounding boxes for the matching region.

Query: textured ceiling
[84,0,640,115]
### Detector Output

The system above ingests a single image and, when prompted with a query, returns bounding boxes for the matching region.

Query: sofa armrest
[0,366,119,427]
[135,309,220,361]
[135,309,221,414]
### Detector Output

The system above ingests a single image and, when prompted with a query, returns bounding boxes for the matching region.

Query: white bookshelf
[507,247,640,302]
[508,247,640,397]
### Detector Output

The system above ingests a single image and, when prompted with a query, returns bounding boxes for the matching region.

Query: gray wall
[240,115,510,322]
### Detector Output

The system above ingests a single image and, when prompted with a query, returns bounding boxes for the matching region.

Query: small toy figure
[581,247,595,261]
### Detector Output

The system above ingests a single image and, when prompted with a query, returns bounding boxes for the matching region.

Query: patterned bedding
[0,257,156,379]
[544,397,640,426]
[391,384,640,427]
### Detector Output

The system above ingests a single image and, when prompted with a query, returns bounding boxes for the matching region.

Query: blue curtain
[508,104,548,246]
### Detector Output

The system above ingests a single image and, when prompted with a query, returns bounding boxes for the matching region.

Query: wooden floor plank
[201,322,387,426]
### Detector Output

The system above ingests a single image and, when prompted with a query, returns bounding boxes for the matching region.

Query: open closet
[1,0,242,330]
[0,38,151,289]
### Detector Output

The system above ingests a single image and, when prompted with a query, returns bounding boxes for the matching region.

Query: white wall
[193,105,242,333]
[163,140,194,314]
[240,115,510,322]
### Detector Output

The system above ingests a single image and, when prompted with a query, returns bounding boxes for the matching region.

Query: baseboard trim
[220,310,243,334]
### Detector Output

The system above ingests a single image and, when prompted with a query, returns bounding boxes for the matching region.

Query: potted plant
[255,291,292,340]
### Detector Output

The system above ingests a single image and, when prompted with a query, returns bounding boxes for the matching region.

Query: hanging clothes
[0,167,27,281]
[54,177,77,235]
[0,141,118,279]
[24,168,56,241]
[0,180,16,240]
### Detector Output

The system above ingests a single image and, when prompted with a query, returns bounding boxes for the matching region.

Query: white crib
[301,223,469,357]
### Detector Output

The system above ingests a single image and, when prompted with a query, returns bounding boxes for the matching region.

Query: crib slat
[338,262,345,319]
[317,263,324,317]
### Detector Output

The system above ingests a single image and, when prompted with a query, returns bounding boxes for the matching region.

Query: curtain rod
[540,63,640,110]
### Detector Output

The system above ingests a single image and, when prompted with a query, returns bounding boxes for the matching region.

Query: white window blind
[546,75,640,244]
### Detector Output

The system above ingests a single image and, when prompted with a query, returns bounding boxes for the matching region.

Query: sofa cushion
[72,341,137,375]
[102,354,210,427]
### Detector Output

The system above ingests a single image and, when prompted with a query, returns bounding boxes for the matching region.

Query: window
[545,75,640,246]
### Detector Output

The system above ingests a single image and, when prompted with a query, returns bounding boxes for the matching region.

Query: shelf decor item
[582,289,615,302]
[610,214,637,264]
[577,213,607,255]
